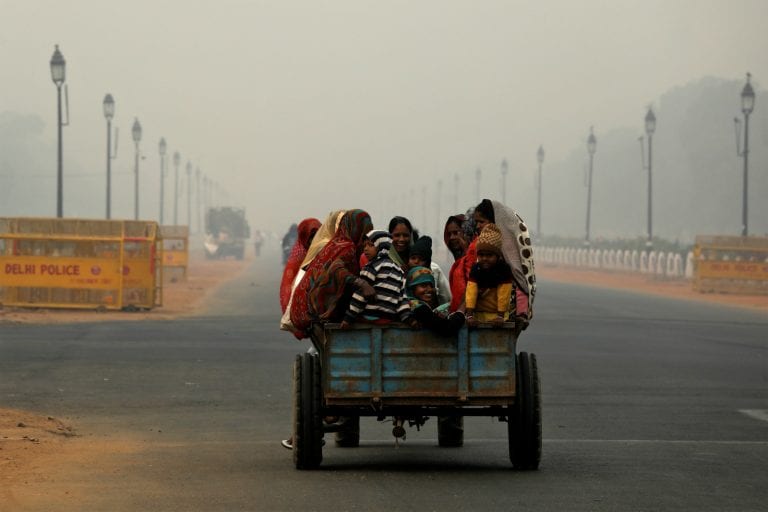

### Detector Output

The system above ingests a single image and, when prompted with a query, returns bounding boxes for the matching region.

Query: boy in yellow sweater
[464,223,513,327]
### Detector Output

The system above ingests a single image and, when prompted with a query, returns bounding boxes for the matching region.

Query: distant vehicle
[282,224,298,265]
[204,207,250,260]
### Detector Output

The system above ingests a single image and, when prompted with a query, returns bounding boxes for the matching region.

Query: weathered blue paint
[321,324,518,406]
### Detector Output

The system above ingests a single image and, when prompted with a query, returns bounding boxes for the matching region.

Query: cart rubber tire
[293,353,323,469]
[334,416,360,447]
[438,416,464,447]
[509,352,541,470]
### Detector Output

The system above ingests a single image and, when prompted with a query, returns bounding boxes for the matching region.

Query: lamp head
[645,108,656,136]
[537,145,545,164]
[741,72,755,115]
[159,137,167,156]
[103,94,115,121]
[587,126,597,155]
[131,118,142,143]
[173,151,180,167]
[50,44,66,86]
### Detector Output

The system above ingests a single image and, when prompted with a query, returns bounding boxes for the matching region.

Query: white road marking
[739,409,768,423]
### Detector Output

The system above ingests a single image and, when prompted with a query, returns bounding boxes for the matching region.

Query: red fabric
[515,287,529,317]
[448,238,476,312]
[279,218,320,313]
[290,210,372,339]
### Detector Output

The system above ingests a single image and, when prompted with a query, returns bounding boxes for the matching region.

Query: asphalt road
[1,248,767,511]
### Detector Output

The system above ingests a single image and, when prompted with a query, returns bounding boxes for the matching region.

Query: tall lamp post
[734,72,756,236]
[103,94,115,219]
[643,108,656,247]
[585,127,597,246]
[186,161,192,227]
[536,146,545,238]
[50,45,67,218]
[132,118,142,220]
[158,138,167,225]
[500,159,508,205]
[475,167,482,202]
[173,152,180,224]
[453,173,459,212]
[195,167,201,233]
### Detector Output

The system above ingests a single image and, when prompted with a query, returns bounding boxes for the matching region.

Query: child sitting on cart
[341,230,416,328]
[406,266,465,335]
[464,223,514,327]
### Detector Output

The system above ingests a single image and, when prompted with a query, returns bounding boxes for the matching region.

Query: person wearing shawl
[462,199,536,328]
[279,217,321,313]
[444,214,470,312]
[406,266,464,336]
[289,209,375,340]
[388,216,414,271]
[407,235,452,306]
[301,210,347,270]
[341,230,414,327]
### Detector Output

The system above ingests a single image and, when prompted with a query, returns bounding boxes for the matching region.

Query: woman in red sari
[289,209,374,340]
[279,217,321,313]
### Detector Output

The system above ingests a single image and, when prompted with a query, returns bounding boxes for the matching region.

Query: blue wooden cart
[292,323,541,470]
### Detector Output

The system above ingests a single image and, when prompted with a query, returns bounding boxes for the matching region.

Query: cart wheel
[334,416,360,447]
[293,353,323,469]
[509,352,541,469]
[438,416,464,447]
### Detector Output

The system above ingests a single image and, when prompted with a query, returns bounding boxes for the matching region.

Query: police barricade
[0,218,162,310]
[122,221,163,309]
[693,235,768,295]
[160,225,189,280]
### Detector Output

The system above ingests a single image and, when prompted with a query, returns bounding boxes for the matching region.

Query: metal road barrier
[160,225,189,280]
[693,235,768,295]
[0,217,163,310]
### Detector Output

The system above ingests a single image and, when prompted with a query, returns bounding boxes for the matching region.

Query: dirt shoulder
[0,257,251,325]
[0,256,254,510]
[538,264,768,313]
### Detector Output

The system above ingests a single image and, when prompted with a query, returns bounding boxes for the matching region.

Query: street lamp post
[644,108,656,247]
[435,179,442,235]
[103,94,115,219]
[173,152,180,225]
[186,161,192,226]
[132,118,142,220]
[453,173,459,212]
[158,138,167,225]
[585,127,597,246]
[50,45,67,217]
[195,167,201,233]
[735,72,756,237]
[536,146,545,238]
[475,168,482,202]
[500,159,508,205]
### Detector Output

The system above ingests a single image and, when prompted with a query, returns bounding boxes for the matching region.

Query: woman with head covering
[289,209,375,339]
[279,217,321,313]
[301,210,347,270]
[387,216,414,271]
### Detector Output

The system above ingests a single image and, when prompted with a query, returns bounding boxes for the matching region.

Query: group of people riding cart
[278,199,538,459]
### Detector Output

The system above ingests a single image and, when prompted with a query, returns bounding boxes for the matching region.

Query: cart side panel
[468,327,517,396]
[324,325,517,403]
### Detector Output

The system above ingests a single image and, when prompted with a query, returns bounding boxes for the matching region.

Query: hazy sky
[1,0,767,233]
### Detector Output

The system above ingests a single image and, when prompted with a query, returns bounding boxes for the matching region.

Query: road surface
[1,248,766,511]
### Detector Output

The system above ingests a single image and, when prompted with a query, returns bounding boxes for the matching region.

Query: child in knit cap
[406,266,465,335]
[342,230,416,328]
[407,235,452,306]
[464,223,514,327]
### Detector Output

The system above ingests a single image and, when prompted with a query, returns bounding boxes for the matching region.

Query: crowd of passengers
[279,199,536,339]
